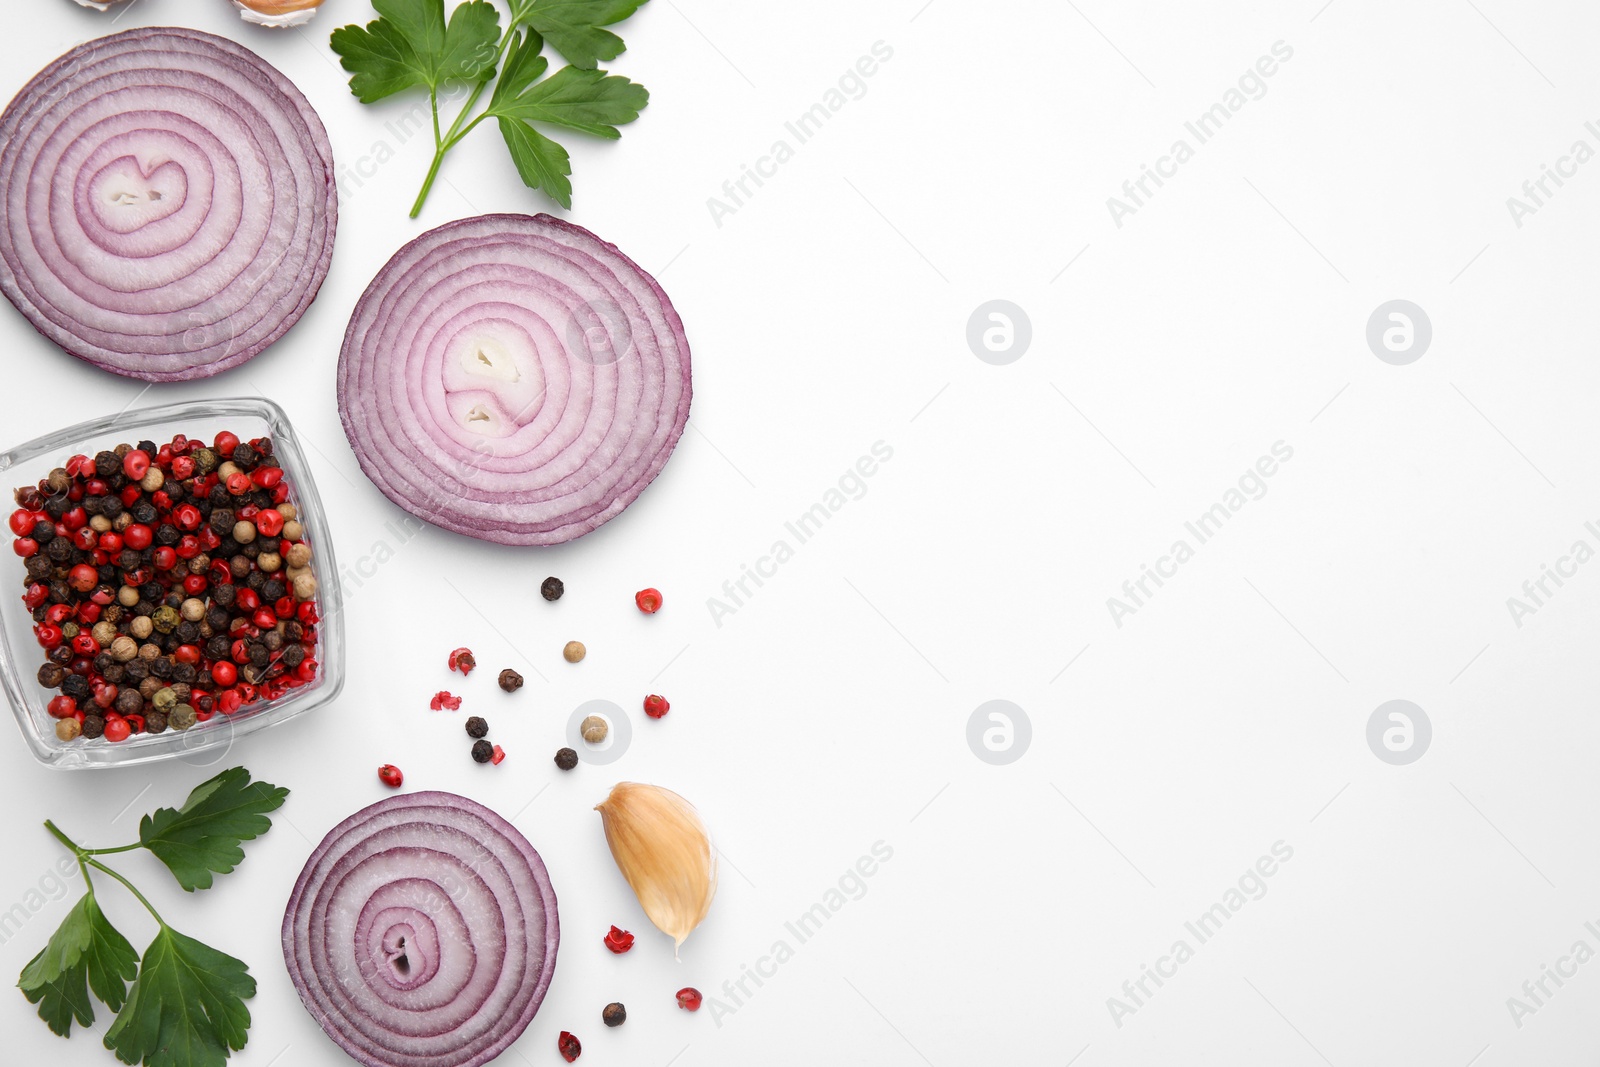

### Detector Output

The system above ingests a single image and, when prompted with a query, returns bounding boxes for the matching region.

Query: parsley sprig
[331,0,652,216]
[18,767,288,1067]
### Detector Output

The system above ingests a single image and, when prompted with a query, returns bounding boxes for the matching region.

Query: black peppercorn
[25,555,51,580]
[130,500,157,525]
[98,496,122,520]
[554,747,578,770]
[207,606,230,631]
[46,538,73,563]
[171,663,196,685]
[150,656,173,679]
[249,645,269,669]
[81,715,105,740]
[232,443,258,468]
[136,440,157,457]
[498,668,524,693]
[282,644,305,668]
[123,660,148,682]
[44,492,69,518]
[209,509,235,534]
[36,663,66,688]
[213,583,237,608]
[94,451,118,478]
[465,716,489,739]
[263,578,286,601]
[284,621,304,641]
[144,711,168,734]
[29,519,53,543]
[541,576,564,601]
[471,739,494,764]
[207,636,231,660]
[102,664,125,686]
[115,689,143,716]
[155,524,179,546]
[93,652,114,674]
[602,1003,626,1028]
[61,674,90,701]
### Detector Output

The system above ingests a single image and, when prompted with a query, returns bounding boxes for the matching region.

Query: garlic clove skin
[72,0,132,10]
[595,783,717,955]
[234,0,325,27]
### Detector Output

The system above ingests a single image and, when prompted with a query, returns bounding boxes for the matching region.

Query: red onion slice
[337,214,692,546]
[0,27,337,381]
[282,792,559,1067]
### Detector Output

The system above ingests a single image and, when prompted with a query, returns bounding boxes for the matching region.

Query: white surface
[1,0,1597,1064]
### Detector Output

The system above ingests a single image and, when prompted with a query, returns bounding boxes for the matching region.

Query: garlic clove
[595,783,717,954]
[233,0,325,27]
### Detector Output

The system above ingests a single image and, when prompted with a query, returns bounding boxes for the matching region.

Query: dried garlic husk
[595,783,717,954]
[233,0,325,27]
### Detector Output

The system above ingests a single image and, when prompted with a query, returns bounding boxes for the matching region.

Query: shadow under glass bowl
[0,396,344,769]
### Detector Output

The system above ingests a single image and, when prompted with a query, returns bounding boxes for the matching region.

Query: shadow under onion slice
[0,27,336,381]
[336,213,692,546]
[282,791,559,1067]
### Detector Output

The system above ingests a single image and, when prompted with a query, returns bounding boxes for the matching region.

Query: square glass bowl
[0,397,344,769]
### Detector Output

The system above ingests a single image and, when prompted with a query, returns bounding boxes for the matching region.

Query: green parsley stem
[409,27,520,219]
[85,858,165,926]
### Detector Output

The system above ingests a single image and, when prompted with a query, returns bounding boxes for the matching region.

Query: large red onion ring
[282,792,559,1067]
[0,27,337,381]
[337,214,692,546]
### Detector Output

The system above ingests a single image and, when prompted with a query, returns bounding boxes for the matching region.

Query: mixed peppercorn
[13,431,321,743]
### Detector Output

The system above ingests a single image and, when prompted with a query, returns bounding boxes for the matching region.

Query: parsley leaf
[490,29,549,109]
[138,768,289,892]
[516,0,651,70]
[103,927,255,1067]
[498,118,574,208]
[331,0,502,102]
[491,64,648,138]
[18,893,138,1037]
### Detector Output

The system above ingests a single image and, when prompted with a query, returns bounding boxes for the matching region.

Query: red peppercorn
[490,745,506,765]
[151,490,171,511]
[235,587,260,612]
[84,478,108,498]
[275,596,295,619]
[152,546,177,571]
[298,602,320,624]
[124,713,145,735]
[212,661,238,687]
[8,509,32,536]
[170,455,195,480]
[23,584,48,610]
[102,716,131,743]
[252,607,277,630]
[199,527,221,551]
[35,624,62,649]
[447,647,476,675]
[65,454,90,478]
[217,689,243,714]
[122,450,150,481]
[173,504,202,531]
[68,564,98,592]
[558,1032,581,1063]
[175,535,201,560]
[123,524,152,550]
[45,604,72,625]
[71,634,98,656]
[174,645,201,666]
[120,485,142,508]
[47,695,76,719]
[12,537,37,558]
[252,467,284,489]
[71,528,97,552]
[214,431,239,456]
[430,691,462,712]
[676,987,703,1011]
[76,602,102,625]
[643,694,670,719]
[378,764,403,788]
[98,532,123,554]
[603,926,635,954]
[226,472,251,495]
[271,483,290,504]
[93,685,117,709]
[238,504,260,521]
[182,574,209,596]
[635,588,663,614]
[62,507,86,530]
[256,509,284,537]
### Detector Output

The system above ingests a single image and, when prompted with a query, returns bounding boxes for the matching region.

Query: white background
[1,0,1598,1065]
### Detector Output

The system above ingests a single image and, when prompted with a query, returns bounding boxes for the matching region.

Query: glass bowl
[0,396,344,769]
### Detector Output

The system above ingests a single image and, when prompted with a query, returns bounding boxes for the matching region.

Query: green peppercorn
[498,668,523,693]
[151,605,180,635]
[193,447,219,474]
[554,747,578,771]
[465,716,489,739]
[471,740,494,764]
[168,705,197,731]
[152,687,177,713]
[603,1003,626,1027]
[541,576,564,601]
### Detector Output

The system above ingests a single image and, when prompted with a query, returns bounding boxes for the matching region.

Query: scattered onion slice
[0,27,336,381]
[282,792,559,1067]
[337,214,692,546]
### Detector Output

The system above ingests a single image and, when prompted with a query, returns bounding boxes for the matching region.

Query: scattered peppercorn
[465,716,489,739]
[603,926,634,954]
[541,576,564,601]
[490,744,506,765]
[643,694,670,719]
[602,1003,626,1028]
[563,640,586,663]
[635,587,663,614]
[498,668,523,692]
[471,739,494,764]
[558,1032,581,1062]
[554,747,578,770]
[580,715,608,743]
[447,647,476,675]
[430,691,462,712]
[379,764,403,788]
[676,987,703,1012]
